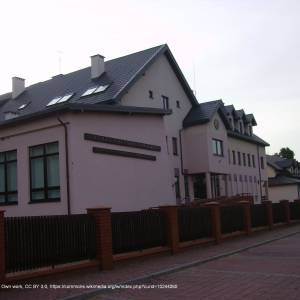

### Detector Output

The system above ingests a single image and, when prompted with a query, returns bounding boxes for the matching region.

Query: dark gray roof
[224,104,235,115]
[0,44,197,125]
[183,100,268,147]
[245,113,257,126]
[0,103,171,129]
[183,100,231,129]
[268,175,300,187]
[227,130,270,146]
[267,154,294,170]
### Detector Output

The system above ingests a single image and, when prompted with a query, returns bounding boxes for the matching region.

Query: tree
[279,147,295,160]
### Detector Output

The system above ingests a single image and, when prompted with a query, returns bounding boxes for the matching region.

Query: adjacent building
[0,44,269,216]
[267,155,300,202]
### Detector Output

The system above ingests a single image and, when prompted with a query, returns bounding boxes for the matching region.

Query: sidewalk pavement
[1,224,300,300]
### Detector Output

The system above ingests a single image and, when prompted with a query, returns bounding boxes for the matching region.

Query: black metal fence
[251,204,268,228]
[111,209,167,254]
[290,202,300,220]
[272,203,285,224]
[220,205,244,234]
[178,207,212,242]
[5,214,97,273]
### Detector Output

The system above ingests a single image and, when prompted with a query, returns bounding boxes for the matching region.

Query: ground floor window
[29,142,60,202]
[0,150,17,205]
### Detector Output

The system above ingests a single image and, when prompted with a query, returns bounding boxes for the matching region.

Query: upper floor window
[247,154,251,167]
[239,122,243,133]
[162,95,169,110]
[174,172,181,199]
[252,154,256,168]
[260,156,265,169]
[176,100,180,108]
[242,153,246,166]
[237,151,241,165]
[228,117,233,129]
[148,90,153,99]
[228,150,231,164]
[29,142,60,203]
[212,139,223,156]
[249,125,253,136]
[0,150,17,205]
[172,137,178,156]
[232,150,236,165]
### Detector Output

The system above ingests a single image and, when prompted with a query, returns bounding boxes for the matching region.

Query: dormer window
[249,125,253,136]
[228,117,234,129]
[239,121,243,133]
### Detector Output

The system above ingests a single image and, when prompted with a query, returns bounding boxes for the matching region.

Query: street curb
[61,229,300,300]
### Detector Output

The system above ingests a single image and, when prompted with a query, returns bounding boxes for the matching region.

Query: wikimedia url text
[1,284,178,290]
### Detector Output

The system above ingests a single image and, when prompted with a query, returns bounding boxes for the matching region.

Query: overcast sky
[0,0,299,158]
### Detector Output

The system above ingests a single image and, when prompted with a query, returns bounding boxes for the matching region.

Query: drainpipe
[179,129,185,176]
[179,129,190,202]
[257,145,263,202]
[57,116,71,215]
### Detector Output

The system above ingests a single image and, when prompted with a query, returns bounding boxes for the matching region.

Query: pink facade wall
[182,110,268,203]
[121,54,193,203]
[0,112,174,216]
[0,118,68,216]
[66,112,174,213]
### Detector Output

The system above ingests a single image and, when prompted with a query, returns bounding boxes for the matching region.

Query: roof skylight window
[47,96,62,107]
[46,93,74,107]
[57,93,74,104]
[81,84,110,98]
[18,103,30,110]
[94,84,109,94]
[81,87,97,97]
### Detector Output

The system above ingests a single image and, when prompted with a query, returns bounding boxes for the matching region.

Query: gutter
[257,145,263,201]
[57,116,71,215]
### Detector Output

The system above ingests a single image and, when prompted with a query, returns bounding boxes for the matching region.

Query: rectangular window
[172,137,178,156]
[212,139,223,156]
[148,90,153,99]
[162,95,169,110]
[252,154,256,168]
[29,142,60,203]
[260,156,265,169]
[176,100,180,108]
[228,150,231,164]
[175,175,180,199]
[234,174,237,182]
[232,150,236,165]
[184,175,190,201]
[247,154,251,167]
[238,151,241,165]
[242,153,246,166]
[0,150,17,205]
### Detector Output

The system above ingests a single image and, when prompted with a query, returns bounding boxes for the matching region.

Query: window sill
[0,201,18,206]
[28,199,61,204]
[213,154,224,157]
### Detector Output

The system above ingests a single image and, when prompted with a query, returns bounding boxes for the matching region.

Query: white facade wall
[268,185,299,203]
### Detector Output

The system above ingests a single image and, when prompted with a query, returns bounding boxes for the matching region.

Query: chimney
[12,77,25,99]
[91,54,105,79]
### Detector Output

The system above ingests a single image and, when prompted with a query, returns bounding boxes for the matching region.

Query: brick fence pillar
[280,200,290,225]
[294,199,300,220]
[205,202,222,244]
[87,207,113,270]
[239,201,252,235]
[159,205,179,254]
[0,210,5,283]
[263,200,273,230]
